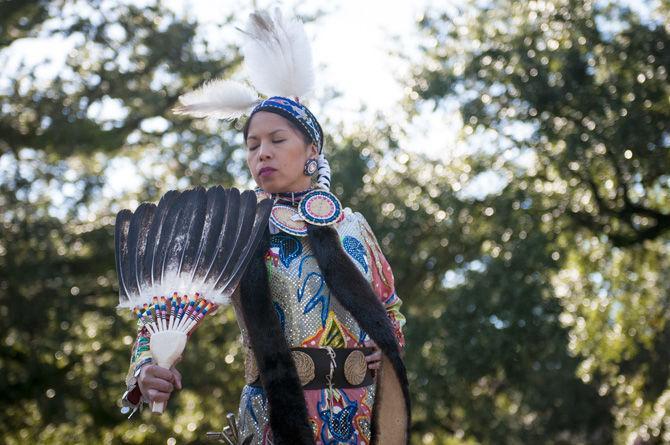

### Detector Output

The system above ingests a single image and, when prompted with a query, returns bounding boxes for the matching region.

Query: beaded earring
[303,158,318,176]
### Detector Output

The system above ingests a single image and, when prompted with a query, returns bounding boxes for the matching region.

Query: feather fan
[240,8,315,99]
[115,186,271,413]
[116,186,270,308]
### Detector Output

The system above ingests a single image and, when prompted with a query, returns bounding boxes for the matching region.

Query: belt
[245,346,375,390]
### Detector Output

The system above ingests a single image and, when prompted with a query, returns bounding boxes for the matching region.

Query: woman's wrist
[120,359,153,416]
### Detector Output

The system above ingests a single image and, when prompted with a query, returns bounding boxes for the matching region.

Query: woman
[126,98,404,444]
[122,9,410,445]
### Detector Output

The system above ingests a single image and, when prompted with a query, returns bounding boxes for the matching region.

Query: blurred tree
[409,0,669,443]
[4,0,668,444]
[0,1,253,443]
[0,0,52,48]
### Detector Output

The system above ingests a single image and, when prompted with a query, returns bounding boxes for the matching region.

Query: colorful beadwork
[273,302,286,333]
[298,190,342,226]
[342,236,368,273]
[270,204,308,236]
[318,390,359,443]
[270,233,303,268]
[298,271,330,327]
[230,210,403,444]
[252,97,323,150]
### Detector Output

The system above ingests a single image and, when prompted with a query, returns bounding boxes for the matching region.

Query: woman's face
[245,111,318,193]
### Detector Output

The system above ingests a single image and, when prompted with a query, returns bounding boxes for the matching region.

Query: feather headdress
[172,7,314,119]
[172,80,259,120]
[240,8,315,99]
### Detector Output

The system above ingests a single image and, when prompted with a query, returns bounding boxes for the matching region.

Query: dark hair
[242,111,313,147]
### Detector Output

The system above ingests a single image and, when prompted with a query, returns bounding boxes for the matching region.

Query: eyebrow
[246,129,287,141]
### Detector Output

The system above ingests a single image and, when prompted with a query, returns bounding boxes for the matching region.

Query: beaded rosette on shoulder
[266,188,343,236]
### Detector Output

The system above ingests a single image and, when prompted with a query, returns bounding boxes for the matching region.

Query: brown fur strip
[306,225,411,443]
[239,229,315,445]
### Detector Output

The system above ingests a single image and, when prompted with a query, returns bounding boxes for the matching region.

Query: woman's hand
[363,340,382,370]
[137,364,182,407]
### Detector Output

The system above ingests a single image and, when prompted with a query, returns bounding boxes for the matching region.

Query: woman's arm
[120,326,153,417]
[352,211,407,349]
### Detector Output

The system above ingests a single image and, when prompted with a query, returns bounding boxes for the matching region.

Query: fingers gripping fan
[115,187,271,413]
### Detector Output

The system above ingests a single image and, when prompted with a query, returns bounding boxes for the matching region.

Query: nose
[257,140,272,160]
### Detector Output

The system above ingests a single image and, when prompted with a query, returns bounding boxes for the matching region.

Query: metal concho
[343,350,368,386]
[291,350,315,386]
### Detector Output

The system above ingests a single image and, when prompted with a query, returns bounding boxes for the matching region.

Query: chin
[256,176,310,194]
[262,186,283,194]
[257,179,283,194]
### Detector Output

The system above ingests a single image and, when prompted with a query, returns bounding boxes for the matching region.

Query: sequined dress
[122,207,405,445]
[232,208,405,444]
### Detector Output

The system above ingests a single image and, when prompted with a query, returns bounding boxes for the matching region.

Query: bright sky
[160,0,461,159]
[161,0,428,112]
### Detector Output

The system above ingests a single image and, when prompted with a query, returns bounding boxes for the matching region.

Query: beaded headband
[249,96,323,152]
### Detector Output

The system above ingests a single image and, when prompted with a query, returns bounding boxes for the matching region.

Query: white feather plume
[240,8,315,99]
[173,79,259,120]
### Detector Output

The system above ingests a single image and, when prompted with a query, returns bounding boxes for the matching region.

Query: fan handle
[149,331,187,414]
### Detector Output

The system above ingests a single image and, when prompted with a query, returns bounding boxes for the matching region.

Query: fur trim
[239,229,315,445]
[306,225,411,443]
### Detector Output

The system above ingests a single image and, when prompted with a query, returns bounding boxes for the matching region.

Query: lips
[258,167,277,177]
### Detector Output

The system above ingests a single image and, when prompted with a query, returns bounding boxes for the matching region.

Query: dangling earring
[304,158,318,176]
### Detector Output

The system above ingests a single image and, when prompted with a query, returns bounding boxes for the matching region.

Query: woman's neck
[270,187,312,205]
[255,186,314,205]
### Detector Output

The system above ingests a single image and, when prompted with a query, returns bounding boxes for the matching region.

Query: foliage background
[1,0,668,444]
